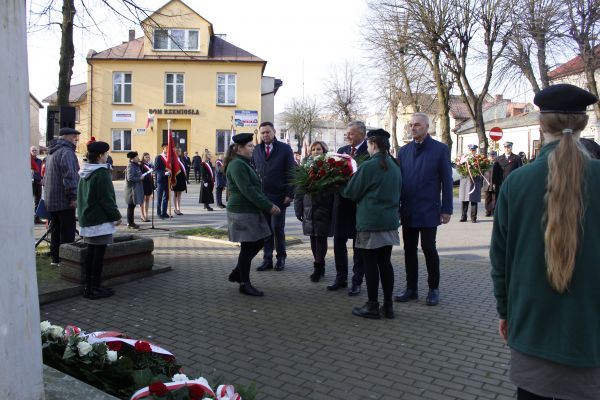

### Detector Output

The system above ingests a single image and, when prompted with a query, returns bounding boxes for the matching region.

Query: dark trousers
[238,240,264,283]
[156,183,169,216]
[517,388,563,400]
[263,209,287,261]
[127,204,136,225]
[216,186,225,206]
[84,244,107,288]
[402,226,439,290]
[485,191,496,215]
[333,235,364,285]
[310,235,328,264]
[362,246,394,304]
[461,201,478,220]
[194,167,201,183]
[32,183,42,217]
[49,209,77,263]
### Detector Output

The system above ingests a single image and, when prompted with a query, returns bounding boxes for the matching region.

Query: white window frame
[111,129,132,152]
[216,129,234,153]
[217,73,237,106]
[113,72,132,104]
[165,73,185,105]
[153,29,199,51]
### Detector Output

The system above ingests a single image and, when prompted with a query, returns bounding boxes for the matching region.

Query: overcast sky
[27,0,369,126]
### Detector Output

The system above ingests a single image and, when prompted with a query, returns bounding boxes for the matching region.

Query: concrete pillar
[0,1,46,399]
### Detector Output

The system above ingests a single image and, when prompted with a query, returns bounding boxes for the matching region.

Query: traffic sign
[489,127,503,141]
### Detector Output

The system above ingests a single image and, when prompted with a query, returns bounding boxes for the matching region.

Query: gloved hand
[203,183,208,187]
[296,215,303,222]
[165,171,171,176]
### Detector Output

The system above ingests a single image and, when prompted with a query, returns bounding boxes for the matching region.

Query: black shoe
[274,258,286,271]
[84,287,114,300]
[228,268,241,283]
[239,283,264,296]
[459,217,467,222]
[485,212,492,217]
[256,260,273,271]
[127,223,140,229]
[352,301,381,319]
[348,284,361,296]
[394,289,418,302]
[205,207,214,211]
[326,279,348,291]
[380,303,395,319]
[218,205,226,209]
[471,219,477,223]
[426,289,439,306]
[310,263,325,282]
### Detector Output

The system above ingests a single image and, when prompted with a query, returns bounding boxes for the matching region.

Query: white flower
[49,325,64,339]
[40,321,51,333]
[77,341,93,356]
[191,377,210,388]
[172,373,189,382]
[106,350,118,363]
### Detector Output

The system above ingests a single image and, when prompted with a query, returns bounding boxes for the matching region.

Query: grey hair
[348,120,367,135]
[412,112,430,126]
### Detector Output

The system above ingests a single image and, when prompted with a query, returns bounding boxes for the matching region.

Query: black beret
[59,127,80,136]
[87,141,109,153]
[534,83,598,114]
[127,151,138,159]
[367,129,390,139]
[232,133,254,145]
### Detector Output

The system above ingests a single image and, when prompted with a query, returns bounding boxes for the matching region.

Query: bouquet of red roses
[455,154,492,179]
[293,153,358,194]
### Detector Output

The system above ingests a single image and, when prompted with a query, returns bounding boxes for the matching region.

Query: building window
[153,29,199,51]
[112,129,132,151]
[217,73,236,105]
[113,72,132,103]
[216,129,234,153]
[165,73,184,105]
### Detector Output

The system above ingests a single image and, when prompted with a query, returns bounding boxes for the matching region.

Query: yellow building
[47,0,275,170]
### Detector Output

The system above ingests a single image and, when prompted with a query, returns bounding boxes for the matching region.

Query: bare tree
[283,98,322,153]
[324,62,365,124]
[563,0,600,120]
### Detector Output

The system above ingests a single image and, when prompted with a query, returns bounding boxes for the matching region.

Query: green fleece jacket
[225,155,273,214]
[77,164,122,227]
[490,140,600,367]
[341,153,402,231]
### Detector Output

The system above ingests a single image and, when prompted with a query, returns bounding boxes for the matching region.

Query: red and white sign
[489,127,503,141]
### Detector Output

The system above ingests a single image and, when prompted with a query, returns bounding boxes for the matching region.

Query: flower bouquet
[131,374,241,400]
[293,152,358,194]
[455,154,492,179]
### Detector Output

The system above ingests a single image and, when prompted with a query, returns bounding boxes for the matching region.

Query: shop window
[217,73,236,105]
[216,130,234,153]
[113,72,132,104]
[165,73,184,105]
[112,129,132,151]
[153,29,199,51]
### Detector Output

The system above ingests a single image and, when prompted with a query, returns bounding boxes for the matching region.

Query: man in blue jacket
[252,122,296,271]
[396,113,453,306]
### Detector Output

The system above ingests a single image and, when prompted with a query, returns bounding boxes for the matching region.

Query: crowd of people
[31,83,600,400]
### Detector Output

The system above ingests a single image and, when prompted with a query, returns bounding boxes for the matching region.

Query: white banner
[112,110,136,123]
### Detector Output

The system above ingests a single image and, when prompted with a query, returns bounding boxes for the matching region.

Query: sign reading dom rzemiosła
[148,108,200,115]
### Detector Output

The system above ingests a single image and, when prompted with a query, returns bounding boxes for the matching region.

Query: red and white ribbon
[86,331,175,358]
[130,381,216,400]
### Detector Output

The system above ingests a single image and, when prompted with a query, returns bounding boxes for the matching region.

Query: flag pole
[167,119,173,218]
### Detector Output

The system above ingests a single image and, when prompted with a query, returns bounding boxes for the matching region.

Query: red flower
[148,382,169,396]
[318,169,326,177]
[64,325,81,337]
[342,167,351,176]
[107,341,122,351]
[335,160,345,167]
[327,158,335,165]
[134,340,152,353]
[316,160,324,167]
[189,385,207,400]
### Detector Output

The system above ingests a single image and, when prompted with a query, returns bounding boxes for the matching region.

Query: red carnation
[316,160,324,167]
[148,381,169,396]
[107,341,122,351]
[189,385,207,400]
[134,340,152,353]
[319,169,326,177]
[336,160,345,167]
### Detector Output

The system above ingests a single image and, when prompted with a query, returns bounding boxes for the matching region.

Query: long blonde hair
[540,113,590,293]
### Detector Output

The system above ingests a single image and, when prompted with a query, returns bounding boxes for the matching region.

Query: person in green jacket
[342,129,402,319]
[77,140,122,299]
[491,84,600,400]
[224,133,281,296]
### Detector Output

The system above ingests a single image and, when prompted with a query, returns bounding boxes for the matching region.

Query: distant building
[29,93,44,149]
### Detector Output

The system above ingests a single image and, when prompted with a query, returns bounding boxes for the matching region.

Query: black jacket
[252,140,296,207]
[294,192,334,237]
[492,153,522,192]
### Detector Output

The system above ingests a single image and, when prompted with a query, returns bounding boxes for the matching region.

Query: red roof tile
[548,46,600,80]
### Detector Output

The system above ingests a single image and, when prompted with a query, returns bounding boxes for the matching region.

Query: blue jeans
[263,209,287,261]
[156,184,169,216]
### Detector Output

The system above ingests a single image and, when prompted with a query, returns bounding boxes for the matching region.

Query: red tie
[351,146,356,157]
[266,145,271,158]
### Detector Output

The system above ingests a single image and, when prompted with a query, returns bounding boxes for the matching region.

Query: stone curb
[169,233,303,247]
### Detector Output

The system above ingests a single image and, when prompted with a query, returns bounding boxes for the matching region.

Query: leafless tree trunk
[57,0,76,107]
[324,62,365,124]
[283,98,322,153]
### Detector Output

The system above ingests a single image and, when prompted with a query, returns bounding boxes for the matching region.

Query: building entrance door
[163,130,188,153]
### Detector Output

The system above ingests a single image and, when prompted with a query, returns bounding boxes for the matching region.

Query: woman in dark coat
[171,149,187,215]
[294,141,334,282]
[199,156,215,211]
[140,152,154,222]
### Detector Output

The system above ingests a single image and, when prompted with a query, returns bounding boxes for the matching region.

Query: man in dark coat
[31,146,43,223]
[327,120,369,296]
[154,143,170,219]
[483,151,497,217]
[492,141,522,194]
[191,152,202,183]
[44,127,81,265]
[252,121,296,271]
[199,154,215,210]
[396,113,453,306]
[215,156,227,208]
[182,151,192,183]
